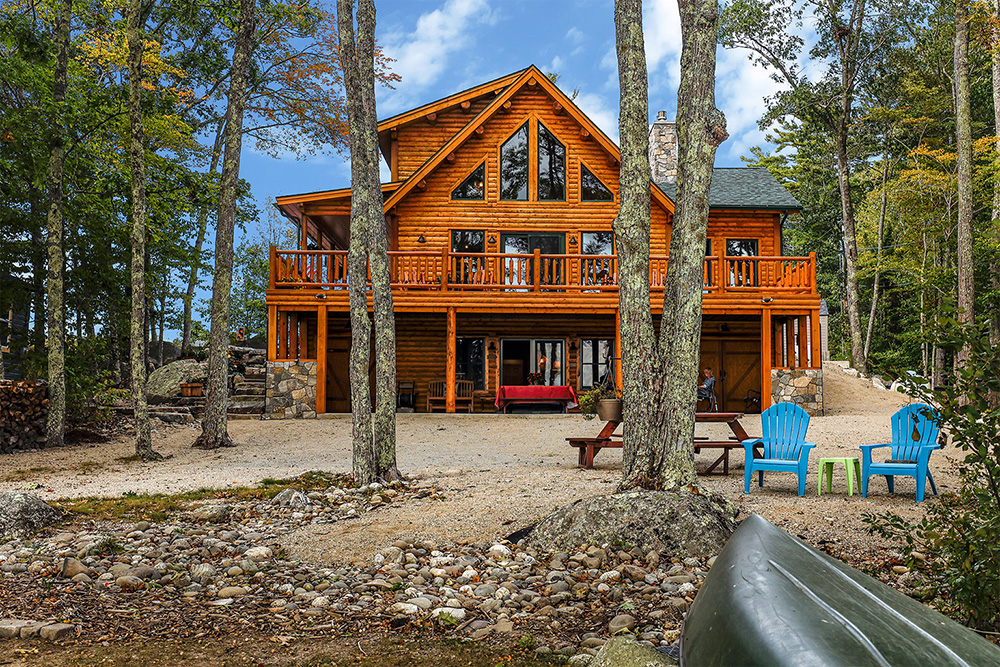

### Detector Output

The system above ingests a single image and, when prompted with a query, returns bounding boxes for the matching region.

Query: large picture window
[457,338,486,390]
[537,123,565,201]
[451,230,485,253]
[500,123,529,200]
[579,339,614,389]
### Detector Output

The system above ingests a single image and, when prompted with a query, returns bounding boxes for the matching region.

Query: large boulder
[524,489,737,559]
[0,492,64,540]
[147,359,208,401]
[591,636,678,666]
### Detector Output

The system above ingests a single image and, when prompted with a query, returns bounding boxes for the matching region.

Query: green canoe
[681,514,1000,666]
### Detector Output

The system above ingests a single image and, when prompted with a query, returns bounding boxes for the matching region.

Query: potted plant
[578,382,620,421]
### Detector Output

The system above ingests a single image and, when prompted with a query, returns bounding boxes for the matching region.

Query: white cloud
[378,0,496,113]
[643,0,681,95]
[566,26,585,44]
[546,55,565,74]
[573,91,619,143]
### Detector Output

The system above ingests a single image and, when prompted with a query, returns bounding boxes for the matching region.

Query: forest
[1,0,998,440]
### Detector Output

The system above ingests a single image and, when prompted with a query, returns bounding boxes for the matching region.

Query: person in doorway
[697,367,716,403]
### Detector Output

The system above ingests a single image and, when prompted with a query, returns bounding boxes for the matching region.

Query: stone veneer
[771,368,824,416]
[266,361,317,419]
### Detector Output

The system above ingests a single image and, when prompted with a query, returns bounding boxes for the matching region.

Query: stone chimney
[648,111,677,184]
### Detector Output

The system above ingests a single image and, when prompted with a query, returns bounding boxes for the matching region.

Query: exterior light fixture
[762,297,773,304]
[418,234,426,243]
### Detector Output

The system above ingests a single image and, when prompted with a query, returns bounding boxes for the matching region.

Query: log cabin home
[268,65,823,418]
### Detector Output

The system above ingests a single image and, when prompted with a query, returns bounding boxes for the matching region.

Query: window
[500,123,529,200]
[580,231,615,288]
[579,339,614,389]
[451,163,485,200]
[457,338,486,390]
[501,232,565,290]
[581,231,614,255]
[726,239,759,287]
[581,164,613,202]
[537,123,566,201]
[451,230,485,253]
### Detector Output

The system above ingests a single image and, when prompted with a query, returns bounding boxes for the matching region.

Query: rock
[311,596,330,607]
[116,575,145,590]
[71,573,92,583]
[60,557,92,579]
[245,546,273,561]
[272,489,310,508]
[217,586,247,598]
[124,566,158,581]
[39,623,76,641]
[591,636,677,666]
[388,602,420,615]
[0,493,64,540]
[189,563,217,582]
[0,620,30,638]
[568,655,594,666]
[892,566,909,574]
[525,490,738,559]
[191,504,231,523]
[431,607,467,623]
[147,359,209,400]
[488,543,512,560]
[608,614,635,634]
[17,621,49,638]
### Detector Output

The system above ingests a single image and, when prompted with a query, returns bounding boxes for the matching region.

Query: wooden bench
[567,437,623,468]
[426,380,474,413]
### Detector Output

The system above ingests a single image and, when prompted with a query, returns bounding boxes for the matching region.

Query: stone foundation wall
[771,368,824,416]
[265,361,317,419]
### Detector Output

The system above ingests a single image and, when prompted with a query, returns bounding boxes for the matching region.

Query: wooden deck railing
[269,246,817,295]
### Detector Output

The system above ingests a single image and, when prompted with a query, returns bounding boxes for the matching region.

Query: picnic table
[567,411,761,474]
[495,385,577,413]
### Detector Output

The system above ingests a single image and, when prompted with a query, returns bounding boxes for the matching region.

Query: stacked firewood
[0,380,48,453]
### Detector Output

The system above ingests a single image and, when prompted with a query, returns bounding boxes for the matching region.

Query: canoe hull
[680,514,1000,666]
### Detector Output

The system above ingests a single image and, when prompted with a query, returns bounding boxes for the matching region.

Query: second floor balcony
[268,247,817,307]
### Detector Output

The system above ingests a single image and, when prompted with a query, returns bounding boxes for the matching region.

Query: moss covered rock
[147,359,208,401]
[524,489,737,559]
[591,636,677,666]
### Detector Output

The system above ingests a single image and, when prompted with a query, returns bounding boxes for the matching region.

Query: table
[818,457,862,496]
[566,412,760,473]
[495,385,577,413]
[693,412,760,476]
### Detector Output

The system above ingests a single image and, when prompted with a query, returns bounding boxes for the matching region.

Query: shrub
[577,382,618,420]
[864,319,1000,631]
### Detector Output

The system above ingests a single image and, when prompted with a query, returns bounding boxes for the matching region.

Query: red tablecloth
[495,385,578,410]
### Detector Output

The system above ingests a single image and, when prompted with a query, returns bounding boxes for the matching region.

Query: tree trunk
[613,0,663,490]
[835,126,866,376]
[127,0,159,460]
[193,0,257,449]
[991,0,1000,406]
[864,145,889,360]
[954,0,974,368]
[181,124,224,356]
[337,0,377,485]
[651,0,727,491]
[45,0,72,449]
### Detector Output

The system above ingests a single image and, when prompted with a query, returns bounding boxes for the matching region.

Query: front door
[500,338,565,386]
[699,338,761,412]
[325,332,375,413]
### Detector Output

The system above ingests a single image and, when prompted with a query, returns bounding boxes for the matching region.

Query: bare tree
[337,0,400,484]
[45,0,72,449]
[193,0,257,449]
[615,0,726,491]
[127,0,161,460]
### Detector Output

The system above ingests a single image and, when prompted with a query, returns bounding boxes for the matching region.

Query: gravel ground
[0,363,953,566]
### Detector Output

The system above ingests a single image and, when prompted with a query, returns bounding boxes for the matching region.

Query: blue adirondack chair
[743,403,816,496]
[860,403,941,502]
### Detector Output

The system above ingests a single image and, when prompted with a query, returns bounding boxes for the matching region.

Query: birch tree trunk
[652,0,728,490]
[613,0,663,490]
[337,0,377,484]
[193,0,257,449]
[955,0,974,368]
[181,123,224,356]
[45,0,72,449]
[127,0,160,460]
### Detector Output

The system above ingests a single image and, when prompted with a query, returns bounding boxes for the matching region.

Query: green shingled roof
[655,167,801,211]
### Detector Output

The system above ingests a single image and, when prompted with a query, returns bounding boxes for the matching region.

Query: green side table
[818,457,862,496]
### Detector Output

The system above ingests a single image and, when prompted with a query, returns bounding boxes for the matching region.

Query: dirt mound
[822,362,911,416]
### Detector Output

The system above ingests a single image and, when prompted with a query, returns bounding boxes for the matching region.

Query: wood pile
[1,380,48,453]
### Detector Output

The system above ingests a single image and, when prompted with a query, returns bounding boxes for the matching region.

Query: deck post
[785,316,795,369]
[533,249,541,292]
[614,308,623,393]
[446,307,457,412]
[289,313,299,360]
[797,314,808,369]
[268,305,277,362]
[810,308,822,368]
[441,247,450,292]
[761,308,772,410]
[269,245,277,289]
[317,305,327,414]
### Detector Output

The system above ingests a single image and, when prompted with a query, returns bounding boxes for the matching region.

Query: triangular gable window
[581,164,613,202]
[452,163,485,200]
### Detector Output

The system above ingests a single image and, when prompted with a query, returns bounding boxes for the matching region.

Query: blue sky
[237,0,786,242]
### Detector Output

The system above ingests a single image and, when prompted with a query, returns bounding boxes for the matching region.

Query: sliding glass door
[500,338,565,386]
[500,232,564,290]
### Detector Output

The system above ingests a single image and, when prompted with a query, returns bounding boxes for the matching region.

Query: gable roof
[654,168,801,211]
[382,64,674,213]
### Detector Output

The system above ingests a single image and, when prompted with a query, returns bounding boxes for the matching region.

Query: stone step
[227,413,261,420]
[149,411,194,424]
[233,386,265,396]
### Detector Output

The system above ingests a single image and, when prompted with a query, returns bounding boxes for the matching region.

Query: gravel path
[0,364,954,566]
